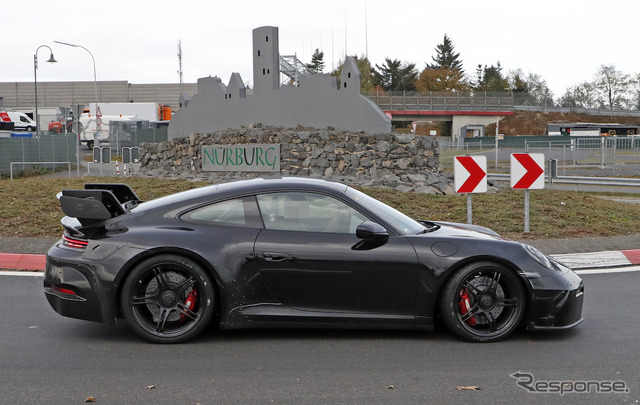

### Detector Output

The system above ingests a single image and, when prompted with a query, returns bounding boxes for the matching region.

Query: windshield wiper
[416,220,440,234]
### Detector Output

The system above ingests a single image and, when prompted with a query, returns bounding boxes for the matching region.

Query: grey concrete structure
[168,26,391,140]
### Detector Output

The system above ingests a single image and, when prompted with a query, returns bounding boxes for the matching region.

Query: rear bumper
[44,243,117,325]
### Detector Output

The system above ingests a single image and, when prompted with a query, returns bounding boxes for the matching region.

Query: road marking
[0,271,44,277]
[575,266,640,275]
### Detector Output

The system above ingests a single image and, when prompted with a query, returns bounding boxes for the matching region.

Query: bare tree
[594,64,634,110]
[558,82,599,109]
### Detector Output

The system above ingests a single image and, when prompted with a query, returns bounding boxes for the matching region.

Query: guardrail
[488,173,640,188]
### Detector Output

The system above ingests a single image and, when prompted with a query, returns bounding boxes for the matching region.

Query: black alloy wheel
[439,261,526,342]
[121,254,215,343]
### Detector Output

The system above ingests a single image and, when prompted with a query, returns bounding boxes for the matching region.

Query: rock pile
[139,126,455,194]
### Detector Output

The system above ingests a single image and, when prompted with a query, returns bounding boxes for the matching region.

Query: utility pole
[177,40,183,90]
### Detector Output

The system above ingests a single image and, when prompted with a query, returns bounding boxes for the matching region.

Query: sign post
[95,105,103,175]
[454,155,487,224]
[510,153,545,233]
[70,104,85,177]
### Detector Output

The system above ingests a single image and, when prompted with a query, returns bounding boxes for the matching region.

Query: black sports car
[45,178,584,343]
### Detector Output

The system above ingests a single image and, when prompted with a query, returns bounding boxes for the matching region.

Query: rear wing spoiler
[59,184,142,226]
[84,183,140,205]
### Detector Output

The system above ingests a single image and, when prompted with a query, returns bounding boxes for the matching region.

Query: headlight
[522,244,554,269]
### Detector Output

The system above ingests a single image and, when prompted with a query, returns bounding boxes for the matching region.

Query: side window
[181,197,262,228]
[256,192,368,234]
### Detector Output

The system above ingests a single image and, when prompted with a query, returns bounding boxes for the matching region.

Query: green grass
[2,176,640,240]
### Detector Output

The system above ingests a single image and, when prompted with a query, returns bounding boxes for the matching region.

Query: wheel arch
[112,246,223,319]
[433,255,532,319]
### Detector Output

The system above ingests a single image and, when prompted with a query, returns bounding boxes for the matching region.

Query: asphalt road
[1,271,638,405]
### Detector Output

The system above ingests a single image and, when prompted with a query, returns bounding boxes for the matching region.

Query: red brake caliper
[458,288,476,326]
[180,288,198,322]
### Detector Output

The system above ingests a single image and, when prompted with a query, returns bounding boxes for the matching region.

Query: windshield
[346,188,425,235]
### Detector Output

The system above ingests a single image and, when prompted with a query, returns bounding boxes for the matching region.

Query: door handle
[262,252,293,262]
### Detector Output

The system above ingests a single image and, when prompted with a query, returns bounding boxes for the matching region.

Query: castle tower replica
[339,56,361,93]
[252,26,280,95]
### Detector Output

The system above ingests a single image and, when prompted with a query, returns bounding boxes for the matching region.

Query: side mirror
[356,221,389,241]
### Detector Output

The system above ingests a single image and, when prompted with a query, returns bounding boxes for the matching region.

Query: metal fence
[101,123,167,156]
[0,125,166,179]
[523,137,640,167]
[439,135,640,174]
[366,91,514,112]
[365,91,640,117]
[0,134,78,178]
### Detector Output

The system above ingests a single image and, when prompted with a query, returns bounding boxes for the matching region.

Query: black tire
[26,126,34,132]
[120,254,216,343]
[87,140,94,150]
[439,261,526,342]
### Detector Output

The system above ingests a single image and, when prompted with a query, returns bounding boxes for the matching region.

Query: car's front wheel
[121,254,216,343]
[439,261,526,342]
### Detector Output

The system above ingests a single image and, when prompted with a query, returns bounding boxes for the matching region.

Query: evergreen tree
[416,34,467,92]
[508,69,528,93]
[371,58,418,92]
[428,34,463,72]
[473,62,510,92]
[306,49,325,74]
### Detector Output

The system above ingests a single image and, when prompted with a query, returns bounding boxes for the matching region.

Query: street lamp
[55,40,100,176]
[54,40,100,148]
[34,45,57,134]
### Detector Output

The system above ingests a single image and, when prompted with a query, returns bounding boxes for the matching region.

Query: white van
[0,112,37,131]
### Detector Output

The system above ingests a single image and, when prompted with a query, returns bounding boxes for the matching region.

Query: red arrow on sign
[512,153,544,189]
[456,156,487,193]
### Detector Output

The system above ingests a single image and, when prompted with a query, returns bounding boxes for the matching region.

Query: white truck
[78,103,172,149]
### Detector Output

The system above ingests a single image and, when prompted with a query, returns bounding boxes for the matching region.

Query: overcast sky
[3,0,638,99]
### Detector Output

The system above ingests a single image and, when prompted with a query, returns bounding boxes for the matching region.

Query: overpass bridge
[365,91,514,142]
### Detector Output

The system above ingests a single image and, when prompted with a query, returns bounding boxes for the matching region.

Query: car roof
[133,177,350,213]
[217,177,348,193]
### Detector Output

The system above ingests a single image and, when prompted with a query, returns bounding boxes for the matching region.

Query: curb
[551,249,640,269]
[0,253,46,271]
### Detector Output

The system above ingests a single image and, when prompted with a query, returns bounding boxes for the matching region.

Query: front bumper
[526,282,585,330]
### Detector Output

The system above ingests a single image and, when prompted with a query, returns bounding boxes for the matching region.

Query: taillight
[52,285,77,295]
[62,235,88,249]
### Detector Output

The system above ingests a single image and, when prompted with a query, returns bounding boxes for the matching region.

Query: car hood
[421,220,505,240]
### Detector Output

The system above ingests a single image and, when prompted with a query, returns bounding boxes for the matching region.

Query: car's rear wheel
[121,254,215,343]
[439,261,526,342]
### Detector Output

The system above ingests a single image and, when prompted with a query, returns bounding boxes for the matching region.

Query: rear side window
[181,196,263,228]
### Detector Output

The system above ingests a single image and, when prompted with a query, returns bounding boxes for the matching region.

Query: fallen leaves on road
[456,385,481,391]
[146,385,156,390]
[84,397,96,403]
